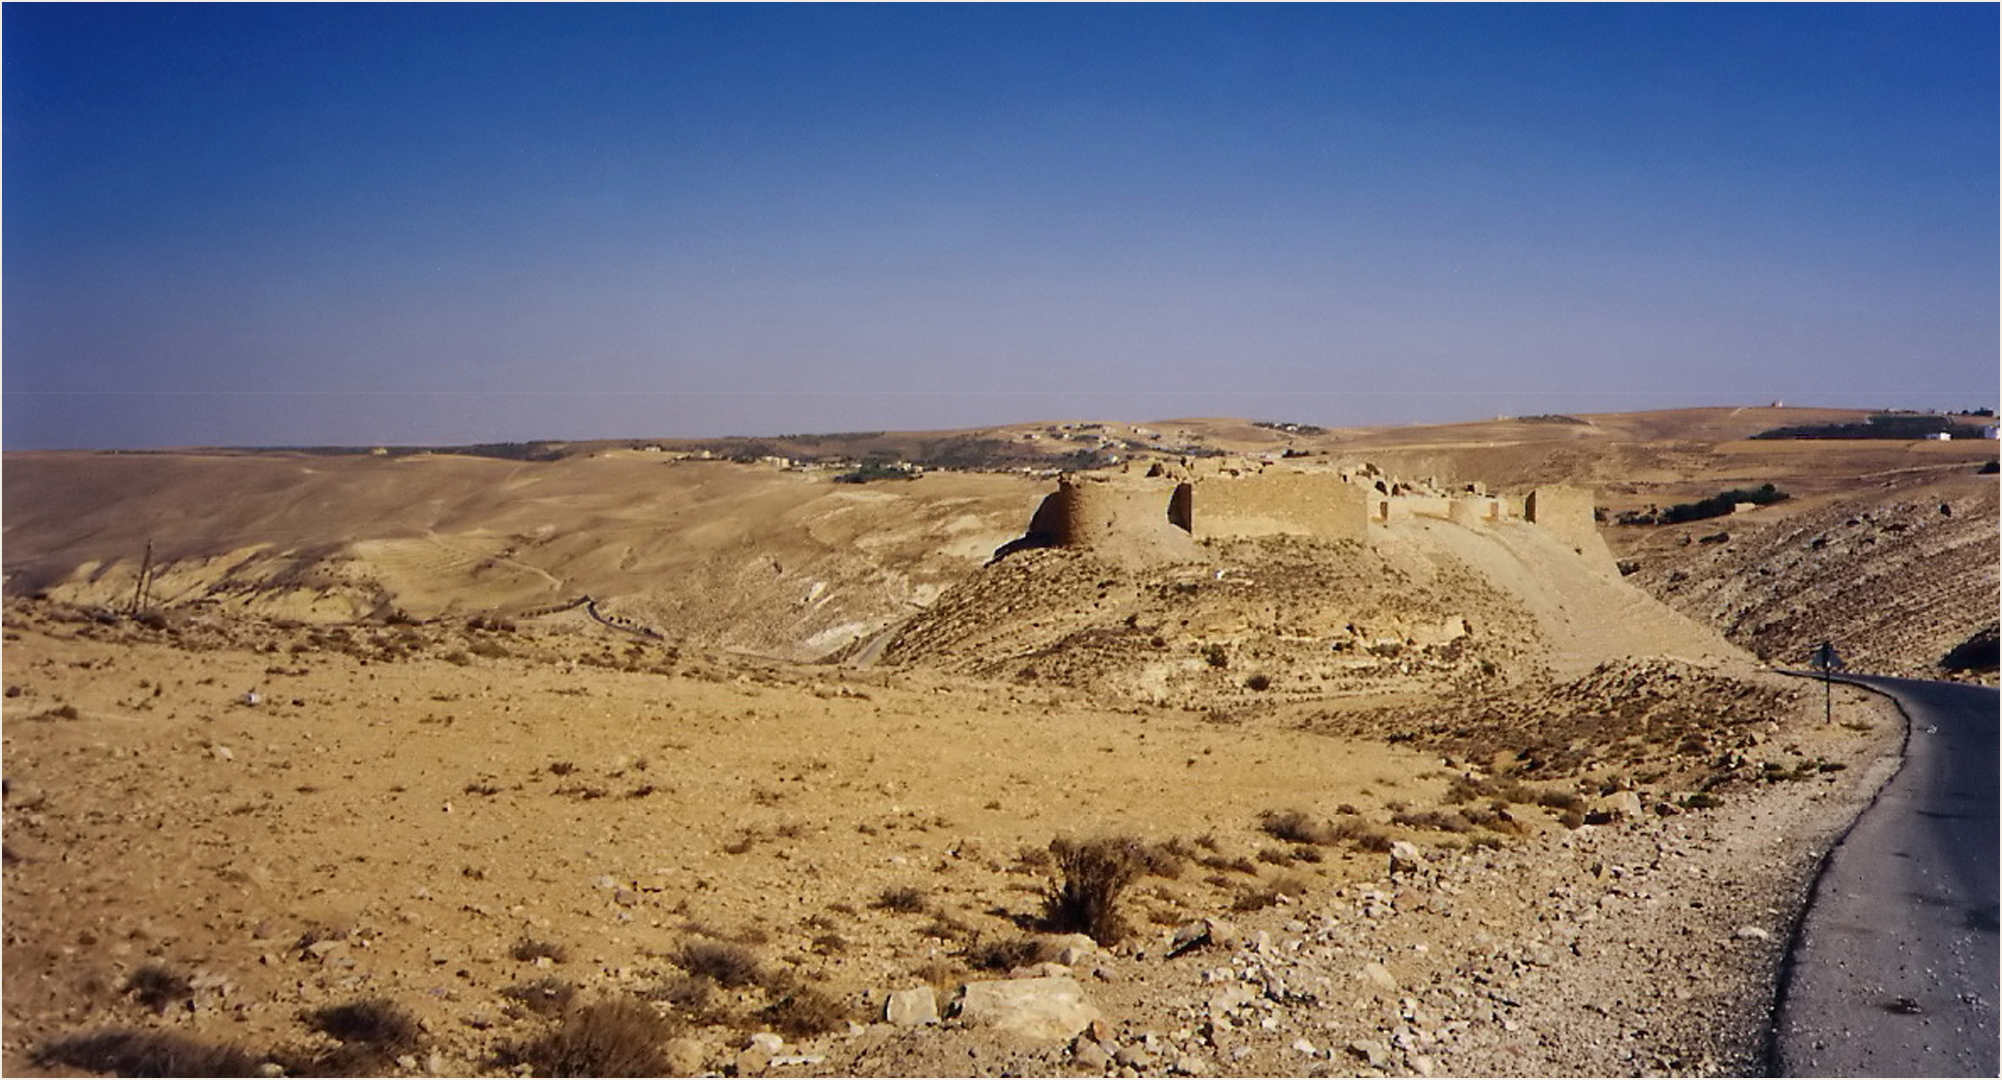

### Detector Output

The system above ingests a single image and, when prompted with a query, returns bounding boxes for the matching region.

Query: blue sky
[5,4,1995,449]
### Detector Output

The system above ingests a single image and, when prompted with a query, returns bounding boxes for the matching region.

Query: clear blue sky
[5,4,1995,449]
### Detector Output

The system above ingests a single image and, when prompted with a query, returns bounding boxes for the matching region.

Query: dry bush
[304,997,420,1053]
[1198,853,1260,875]
[548,761,578,776]
[498,997,678,1078]
[125,961,194,1012]
[872,885,927,913]
[1011,845,1055,873]
[1256,847,1294,866]
[511,938,569,964]
[965,936,1059,972]
[1391,808,1473,833]
[675,940,763,988]
[1233,872,1314,912]
[920,914,971,941]
[503,977,578,1017]
[1537,789,1584,811]
[1041,836,1145,945]
[36,1029,264,1077]
[643,975,717,1021]
[1257,808,1341,846]
[1132,841,1187,879]
[760,978,852,1038]
[810,933,848,955]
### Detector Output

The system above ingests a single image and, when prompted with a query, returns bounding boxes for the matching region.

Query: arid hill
[1,406,1991,1077]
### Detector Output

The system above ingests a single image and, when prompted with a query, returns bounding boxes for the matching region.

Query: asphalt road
[1771,673,1999,1077]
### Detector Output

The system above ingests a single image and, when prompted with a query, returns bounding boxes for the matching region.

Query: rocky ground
[1,597,1899,1077]
[1616,461,1998,681]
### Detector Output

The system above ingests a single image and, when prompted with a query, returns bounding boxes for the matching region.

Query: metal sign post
[1809,641,1844,724]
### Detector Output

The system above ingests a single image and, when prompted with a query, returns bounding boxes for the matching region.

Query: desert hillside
[2,453,1042,662]
[1,406,1993,1078]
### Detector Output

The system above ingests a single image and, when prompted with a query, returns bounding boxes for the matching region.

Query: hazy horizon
[6,5,1996,451]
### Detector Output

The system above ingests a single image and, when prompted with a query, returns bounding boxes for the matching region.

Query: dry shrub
[675,940,763,988]
[1234,872,1314,912]
[1324,817,1395,853]
[810,932,848,955]
[503,977,578,1017]
[920,914,970,941]
[643,975,717,1021]
[36,1029,264,1077]
[1132,841,1186,879]
[1198,853,1259,875]
[125,961,194,1012]
[760,978,851,1038]
[499,997,677,1078]
[305,997,420,1052]
[1041,836,1144,945]
[965,936,1058,972]
[1391,808,1473,833]
[873,885,927,913]
[1011,845,1055,873]
[1536,789,1584,811]
[1257,809,1341,846]
[511,938,569,964]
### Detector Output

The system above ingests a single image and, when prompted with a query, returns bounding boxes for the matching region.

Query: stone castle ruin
[998,462,1610,569]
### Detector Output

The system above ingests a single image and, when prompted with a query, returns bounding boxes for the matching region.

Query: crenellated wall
[1004,468,1603,568]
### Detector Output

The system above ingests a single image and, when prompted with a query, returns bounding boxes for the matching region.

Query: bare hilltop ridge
[2,406,1995,1077]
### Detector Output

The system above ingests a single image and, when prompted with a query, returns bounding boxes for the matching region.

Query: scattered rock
[1115,1043,1155,1068]
[1349,1039,1392,1068]
[1072,1036,1112,1070]
[955,975,1103,1043]
[1362,961,1398,991]
[883,986,939,1027]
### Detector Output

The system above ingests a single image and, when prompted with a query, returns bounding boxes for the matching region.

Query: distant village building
[1982,425,1999,440]
[1924,432,1953,441]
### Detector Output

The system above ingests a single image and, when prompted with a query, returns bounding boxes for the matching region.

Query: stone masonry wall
[1182,471,1368,542]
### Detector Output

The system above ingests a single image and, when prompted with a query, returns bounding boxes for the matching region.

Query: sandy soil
[2,597,1898,1077]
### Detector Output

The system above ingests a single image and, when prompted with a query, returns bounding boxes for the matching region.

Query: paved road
[1772,673,1998,1077]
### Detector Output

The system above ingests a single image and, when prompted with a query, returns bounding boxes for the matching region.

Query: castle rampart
[1176,471,1368,541]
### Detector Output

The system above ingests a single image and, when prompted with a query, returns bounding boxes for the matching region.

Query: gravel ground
[817,694,1904,1078]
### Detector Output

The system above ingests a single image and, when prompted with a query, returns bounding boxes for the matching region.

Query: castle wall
[1041,474,1197,561]
[1447,498,1491,527]
[1526,485,1616,570]
[1186,471,1367,541]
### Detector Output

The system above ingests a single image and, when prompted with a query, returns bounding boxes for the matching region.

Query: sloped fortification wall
[1184,471,1368,541]
[1527,485,1616,570]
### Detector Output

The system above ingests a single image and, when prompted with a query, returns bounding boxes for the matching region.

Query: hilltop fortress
[1009,459,1615,569]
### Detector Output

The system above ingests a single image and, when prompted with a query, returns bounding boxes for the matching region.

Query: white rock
[883,986,939,1027]
[955,976,1102,1043]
